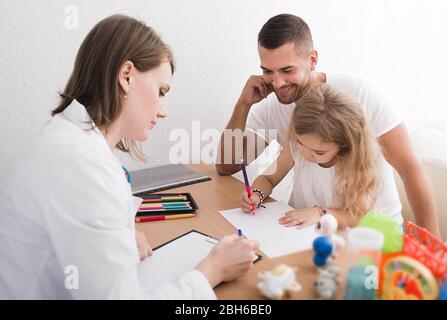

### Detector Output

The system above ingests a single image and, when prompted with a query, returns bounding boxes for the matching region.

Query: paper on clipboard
[137,230,261,292]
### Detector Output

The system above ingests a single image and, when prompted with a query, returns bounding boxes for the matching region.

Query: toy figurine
[312,236,333,267]
[315,258,341,300]
[315,213,345,256]
[439,279,447,300]
[257,264,302,299]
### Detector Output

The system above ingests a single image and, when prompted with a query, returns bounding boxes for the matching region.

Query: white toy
[315,214,346,256]
[315,258,341,300]
[257,264,302,299]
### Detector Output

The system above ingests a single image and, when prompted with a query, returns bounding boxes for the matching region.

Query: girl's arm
[241,143,294,211]
[325,208,364,229]
[279,206,365,230]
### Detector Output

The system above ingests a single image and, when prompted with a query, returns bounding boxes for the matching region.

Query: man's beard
[274,83,311,104]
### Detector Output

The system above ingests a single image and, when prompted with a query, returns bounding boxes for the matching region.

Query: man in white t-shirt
[216,14,440,236]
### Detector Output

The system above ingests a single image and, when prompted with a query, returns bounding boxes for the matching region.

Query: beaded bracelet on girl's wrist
[252,188,266,208]
[314,205,327,217]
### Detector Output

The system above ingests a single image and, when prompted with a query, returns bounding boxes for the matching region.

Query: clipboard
[137,230,262,292]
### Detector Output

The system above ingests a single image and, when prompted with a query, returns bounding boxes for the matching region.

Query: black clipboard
[154,230,262,263]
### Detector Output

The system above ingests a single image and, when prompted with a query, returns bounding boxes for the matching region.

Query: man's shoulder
[327,73,386,95]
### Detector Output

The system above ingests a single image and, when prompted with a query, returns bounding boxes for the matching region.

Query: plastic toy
[312,236,333,267]
[403,221,447,281]
[439,279,447,300]
[315,258,341,300]
[315,214,345,255]
[358,211,403,254]
[344,265,377,300]
[382,255,439,300]
[257,264,302,299]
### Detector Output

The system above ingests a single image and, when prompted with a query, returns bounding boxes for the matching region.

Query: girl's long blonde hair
[289,84,381,216]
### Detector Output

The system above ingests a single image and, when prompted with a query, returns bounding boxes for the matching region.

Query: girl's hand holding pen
[240,190,261,213]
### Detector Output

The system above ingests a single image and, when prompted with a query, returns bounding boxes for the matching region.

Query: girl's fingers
[241,202,252,213]
[285,219,301,227]
[279,212,299,224]
[297,221,311,229]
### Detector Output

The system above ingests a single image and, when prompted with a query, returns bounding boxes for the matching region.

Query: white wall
[1,0,447,193]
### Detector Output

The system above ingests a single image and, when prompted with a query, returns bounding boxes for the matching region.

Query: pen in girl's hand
[240,158,255,215]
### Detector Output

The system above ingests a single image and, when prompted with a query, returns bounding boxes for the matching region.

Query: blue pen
[237,229,242,237]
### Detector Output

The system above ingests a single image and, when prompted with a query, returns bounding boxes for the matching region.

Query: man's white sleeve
[361,79,403,138]
[246,99,271,143]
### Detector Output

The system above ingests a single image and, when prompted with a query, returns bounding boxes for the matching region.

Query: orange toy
[403,222,447,282]
[382,256,439,300]
[379,221,447,299]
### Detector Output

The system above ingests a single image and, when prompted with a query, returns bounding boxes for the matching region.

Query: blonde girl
[240,84,402,229]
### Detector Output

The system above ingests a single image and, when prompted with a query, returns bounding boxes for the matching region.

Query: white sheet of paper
[219,201,319,258]
[138,231,218,291]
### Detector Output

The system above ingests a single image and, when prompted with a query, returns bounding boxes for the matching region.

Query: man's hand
[237,75,273,108]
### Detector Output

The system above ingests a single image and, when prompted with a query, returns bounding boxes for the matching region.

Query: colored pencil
[139,201,191,207]
[135,213,196,223]
[139,194,187,200]
[138,207,193,213]
[139,204,191,210]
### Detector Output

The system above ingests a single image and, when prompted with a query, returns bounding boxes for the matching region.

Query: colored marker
[135,213,196,223]
[238,229,242,237]
[240,159,255,215]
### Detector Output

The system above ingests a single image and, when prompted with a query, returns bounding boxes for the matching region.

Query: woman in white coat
[0,14,259,299]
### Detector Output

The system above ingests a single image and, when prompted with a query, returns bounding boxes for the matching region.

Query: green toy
[358,211,403,253]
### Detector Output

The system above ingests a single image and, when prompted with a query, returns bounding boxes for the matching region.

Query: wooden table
[136,164,347,299]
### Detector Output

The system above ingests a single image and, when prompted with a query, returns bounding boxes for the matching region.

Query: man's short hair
[258,14,314,55]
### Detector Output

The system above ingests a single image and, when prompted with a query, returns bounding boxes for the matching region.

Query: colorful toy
[315,214,345,256]
[257,264,302,299]
[358,211,403,254]
[344,265,377,300]
[315,258,341,300]
[403,221,447,282]
[439,279,447,300]
[312,236,333,267]
[382,256,439,300]
[375,221,447,300]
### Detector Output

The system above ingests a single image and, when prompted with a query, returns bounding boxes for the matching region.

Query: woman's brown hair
[52,14,175,159]
[289,84,381,216]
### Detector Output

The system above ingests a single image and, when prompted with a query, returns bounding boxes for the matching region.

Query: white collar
[62,99,98,131]
[61,99,114,157]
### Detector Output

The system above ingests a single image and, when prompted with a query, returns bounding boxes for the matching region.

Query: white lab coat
[0,100,216,299]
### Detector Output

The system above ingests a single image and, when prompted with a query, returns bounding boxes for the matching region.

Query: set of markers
[135,193,198,223]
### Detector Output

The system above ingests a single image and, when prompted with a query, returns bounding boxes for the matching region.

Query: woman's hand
[135,230,153,260]
[195,234,259,288]
[240,190,261,213]
[278,207,320,229]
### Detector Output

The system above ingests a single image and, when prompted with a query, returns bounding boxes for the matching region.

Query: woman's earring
[124,91,128,99]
